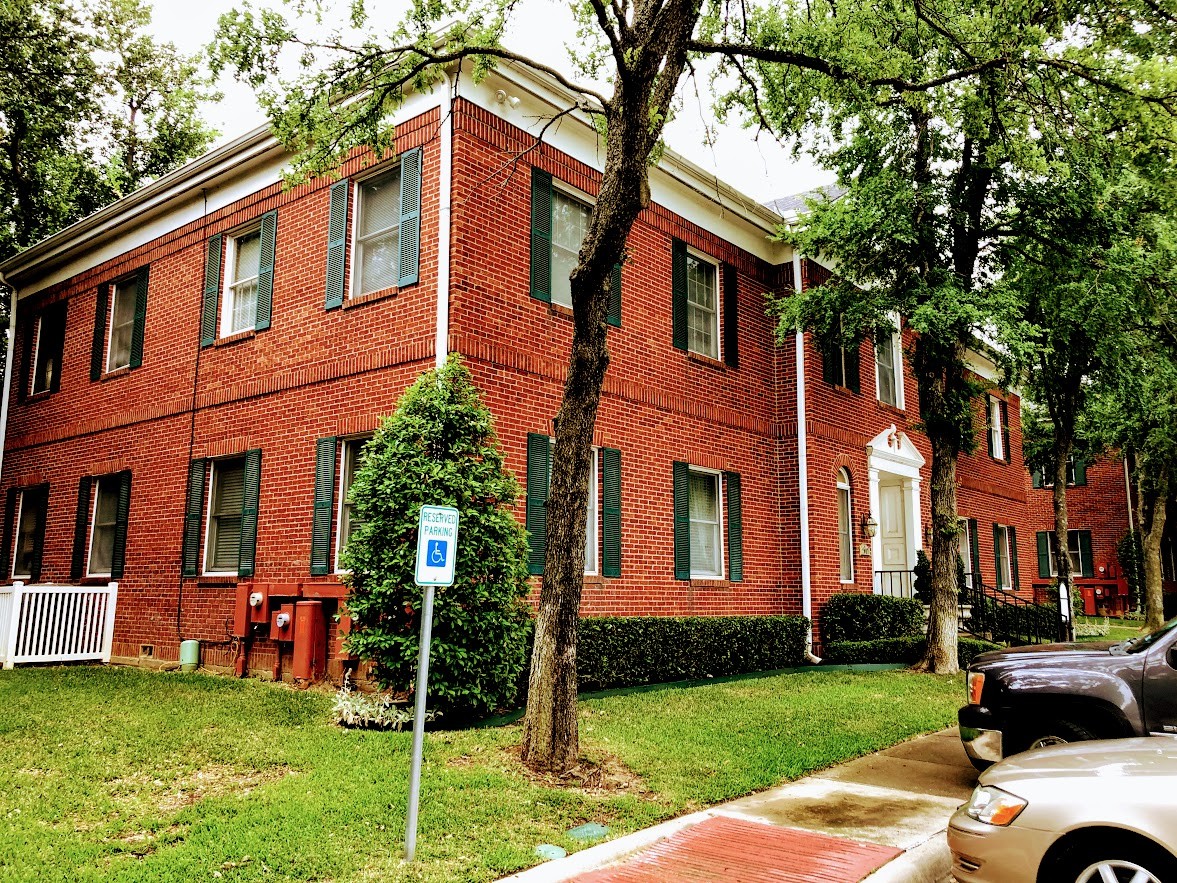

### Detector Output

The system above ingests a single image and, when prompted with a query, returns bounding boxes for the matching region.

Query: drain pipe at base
[793,251,822,664]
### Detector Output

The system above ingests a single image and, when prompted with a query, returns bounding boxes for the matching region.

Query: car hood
[972,641,1118,666]
[981,737,1177,787]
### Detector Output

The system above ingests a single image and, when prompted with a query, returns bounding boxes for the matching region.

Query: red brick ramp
[572,815,903,883]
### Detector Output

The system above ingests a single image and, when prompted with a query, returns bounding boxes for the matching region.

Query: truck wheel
[1024,718,1097,752]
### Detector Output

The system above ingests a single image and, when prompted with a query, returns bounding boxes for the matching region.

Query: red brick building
[0,64,1039,677]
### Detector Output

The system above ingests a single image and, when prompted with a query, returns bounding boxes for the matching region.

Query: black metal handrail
[961,580,1064,645]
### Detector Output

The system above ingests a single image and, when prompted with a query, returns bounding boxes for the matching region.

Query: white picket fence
[0,582,119,669]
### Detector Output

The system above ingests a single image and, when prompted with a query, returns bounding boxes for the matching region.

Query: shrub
[820,593,925,644]
[342,354,532,719]
[912,550,932,603]
[822,636,1000,668]
[574,616,810,692]
[332,686,436,731]
[1074,617,1110,638]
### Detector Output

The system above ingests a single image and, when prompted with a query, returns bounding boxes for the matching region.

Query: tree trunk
[1052,440,1075,639]
[1137,463,1169,632]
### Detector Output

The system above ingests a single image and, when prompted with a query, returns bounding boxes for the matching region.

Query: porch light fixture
[862,514,879,539]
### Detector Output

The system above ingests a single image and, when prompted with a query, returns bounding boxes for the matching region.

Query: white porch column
[869,467,881,593]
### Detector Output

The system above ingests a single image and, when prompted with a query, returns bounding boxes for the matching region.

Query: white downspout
[1124,455,1135,533]
[793,252,820,663]
[435,70,454,370]
[0,275,17,488]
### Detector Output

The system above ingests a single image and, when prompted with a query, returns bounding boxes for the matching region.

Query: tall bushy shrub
[1118,530,1144,612]
[343,355,532,718]
[821,593,925,643]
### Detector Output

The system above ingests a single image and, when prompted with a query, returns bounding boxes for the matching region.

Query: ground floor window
[994,524,1017,590]
[836,468,853,582]
[336,436,373,571]
[688,469,723,578]
[12,485,49,579]
[206,458,246,574]
[87,476,122,577]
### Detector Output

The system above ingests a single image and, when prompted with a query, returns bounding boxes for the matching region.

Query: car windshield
[1112,616,1177,655]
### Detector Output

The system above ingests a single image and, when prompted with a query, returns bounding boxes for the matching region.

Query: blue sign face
[427,539,448,568]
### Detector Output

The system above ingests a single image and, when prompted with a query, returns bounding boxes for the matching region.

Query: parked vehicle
[948,738,1177,883]
[958,616,1177,768]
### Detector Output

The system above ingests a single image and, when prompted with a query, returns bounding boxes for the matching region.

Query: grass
[1074,615,1145,643]
[0,666,962,882]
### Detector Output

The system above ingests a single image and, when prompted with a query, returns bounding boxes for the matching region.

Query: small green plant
[1073,617,1110,638]
[912,550,933,603]
[332,686,436,730]
[342,354,532,720]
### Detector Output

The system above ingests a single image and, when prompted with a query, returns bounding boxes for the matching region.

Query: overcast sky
[146,0,833,203]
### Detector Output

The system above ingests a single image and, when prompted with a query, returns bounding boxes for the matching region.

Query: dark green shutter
[671,239,688,350]
[993,523,1002,588]
[1009,526,1020,589]
[1036,531,1051,578]
[70,476,93,581]
[238,449,262,577]
[602,448,621,577]
[398,148,422,287]
[1031,466,1042,489]
[986,398,995,458]
[525,433,551,575]
[27,485,49,583]
[607,264,622,327]
[725,471,743,582]
[968,518,981,584]
[129,268,149,367]
[255,211,277,331]
[722,263,739,368]
[844,341,861,394]
[201,234,222,347]
[529,168,552,303]
[1078,530,1094,577]
[673,461,691,580]
[0,488,17,578]
[325,180,349,309]
[111,471,132,580]
[181,460,207,576]
[90,285,109,381]
[1002,400,1012,463]
[1073,459,1088,486]
[310,437,337,575]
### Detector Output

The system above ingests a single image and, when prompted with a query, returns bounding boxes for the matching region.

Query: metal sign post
[404,505,459,863]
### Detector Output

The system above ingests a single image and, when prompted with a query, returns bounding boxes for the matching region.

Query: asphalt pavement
[500,727,977,883]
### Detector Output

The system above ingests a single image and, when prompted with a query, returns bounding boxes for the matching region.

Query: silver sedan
[948,737,1177,882]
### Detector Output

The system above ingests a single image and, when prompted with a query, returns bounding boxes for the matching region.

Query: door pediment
[866,424,925,478]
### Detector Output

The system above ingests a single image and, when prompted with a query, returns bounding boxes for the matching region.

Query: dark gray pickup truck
[959,616,1177,769]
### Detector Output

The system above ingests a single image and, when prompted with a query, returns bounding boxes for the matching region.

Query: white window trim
[334,435,372,574]
[29,316,45,395]
[996,524,1013,589]
[348,165,403,299]
[685,246,722,362]
[958,518,973,588]
[549,183,595,310]
[837,469,854,584]
[688,465,725,580]
[875,318,904,409]
[203,460,239,576]
[105,279,135,373]
[86,478,113,579]
[989,397,1005,461]
[11,490,29,579]
[219,223,262,338]
[1047,530,1087,578]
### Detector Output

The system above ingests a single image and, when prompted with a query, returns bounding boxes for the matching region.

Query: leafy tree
[0,0,216,260]
[720,0,1176,672]
[342,354,532,719]
[212,0,1175,761]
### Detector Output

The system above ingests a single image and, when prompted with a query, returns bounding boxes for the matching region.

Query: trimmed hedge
[821,593,925,643]
[574,615,810,692]
[821,636,1001,668]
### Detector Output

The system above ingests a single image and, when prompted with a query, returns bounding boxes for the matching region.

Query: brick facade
[1,70,1040,677]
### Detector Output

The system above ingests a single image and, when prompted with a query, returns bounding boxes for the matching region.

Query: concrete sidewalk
[501,728,976,883]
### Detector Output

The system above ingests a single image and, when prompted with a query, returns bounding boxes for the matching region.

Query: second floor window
[988,396,1010,462]
[686,255,719,359]
[106,278,138,372]
[355,168,402,296]
[30,305,67,396]
[550,190,590,309]
[224,228,262,336]
[876,325,903,408]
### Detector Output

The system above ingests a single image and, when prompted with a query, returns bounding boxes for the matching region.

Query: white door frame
[866,425,926,593]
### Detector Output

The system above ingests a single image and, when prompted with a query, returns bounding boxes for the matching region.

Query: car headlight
[965,785,1027,826]
[967,671,985,705]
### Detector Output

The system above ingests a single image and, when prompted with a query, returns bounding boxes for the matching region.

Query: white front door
[879,483,908,570]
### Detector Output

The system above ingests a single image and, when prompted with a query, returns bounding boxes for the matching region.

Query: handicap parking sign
[415,506,459,587]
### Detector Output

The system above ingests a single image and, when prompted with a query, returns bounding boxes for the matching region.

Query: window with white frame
[548,443,598,574]
[106,278,138,372]
[836,468,853,582]
[688,469,723,578]
[958,519,974,588]
[686,254,719,359]
[354,167,402,296]
[31,308,66,395]
[988,397,1006,461]
[335,435,372,570]
[222,228,262,336]
[205,457,246,574]
[1041,456,1079,487]
[12,486,48,579]
[550,189,591,309]
[876,323,903,408]
[86,476,121,576]
[1046,530,1089,577]
[995,525,1013,589]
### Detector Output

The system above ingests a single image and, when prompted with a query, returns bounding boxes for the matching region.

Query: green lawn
[1075,615,1145,643]
[0,666,962,883]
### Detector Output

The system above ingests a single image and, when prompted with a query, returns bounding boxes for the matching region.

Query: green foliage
[1118,530,1145,610]
[912,550,932,603]
[822,637,1000,668]
[343,354,532,719]
[820,593,925,644]
[574,615,810,692]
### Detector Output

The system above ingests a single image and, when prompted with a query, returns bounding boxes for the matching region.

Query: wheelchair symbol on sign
[427,540,448,567]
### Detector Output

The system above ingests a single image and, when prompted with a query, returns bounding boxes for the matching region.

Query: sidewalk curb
[862,831,952,883]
